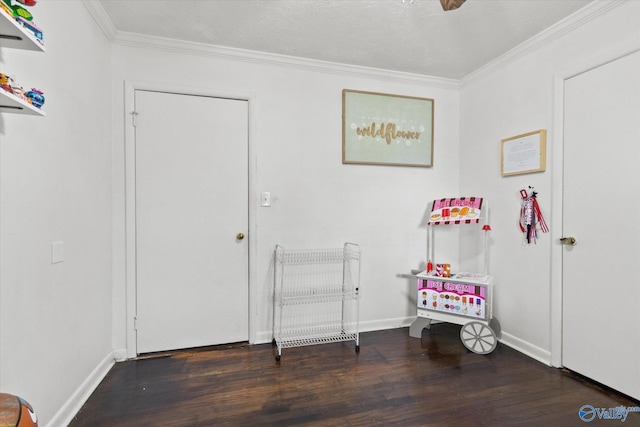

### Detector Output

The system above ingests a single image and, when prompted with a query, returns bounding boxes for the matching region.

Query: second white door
[134,90,249,354]
[562,51,640,400]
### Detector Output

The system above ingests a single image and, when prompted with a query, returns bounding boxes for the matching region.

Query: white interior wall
[109,43,463,352]
[0,2,113,426]
[458,1,640,363]
[0,1,638,425]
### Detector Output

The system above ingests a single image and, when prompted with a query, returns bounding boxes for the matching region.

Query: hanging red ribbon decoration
[519,187,549,244]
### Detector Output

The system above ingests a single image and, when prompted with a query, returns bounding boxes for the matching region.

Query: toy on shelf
[0,73,45,109]
[0,73,12,92]
[26,88,44,108]
[0,73,24,98]
[15,15,42,40]
[10,81,25,99]
[0,0,11,16]
[1,0,43,44]
[8,0,37,18]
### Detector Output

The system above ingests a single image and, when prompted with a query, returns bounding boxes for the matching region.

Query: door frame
[549,44,640,368]
[123,80,257,358]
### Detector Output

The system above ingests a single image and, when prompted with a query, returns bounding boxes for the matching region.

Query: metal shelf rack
[272,243,360,361]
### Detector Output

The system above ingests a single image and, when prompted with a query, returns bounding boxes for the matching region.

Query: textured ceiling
[98,0,594,79]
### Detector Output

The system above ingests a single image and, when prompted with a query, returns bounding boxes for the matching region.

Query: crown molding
[111,31,460,90]
[82,0,117,41]
[460,0,625,88]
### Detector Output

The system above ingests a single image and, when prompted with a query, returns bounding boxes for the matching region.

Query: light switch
[51,241,64,264]
[261,191,271,207]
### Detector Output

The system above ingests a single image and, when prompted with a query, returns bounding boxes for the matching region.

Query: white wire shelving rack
[272,243,361,361]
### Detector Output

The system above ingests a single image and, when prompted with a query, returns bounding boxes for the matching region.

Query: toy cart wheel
[460,321,497,354]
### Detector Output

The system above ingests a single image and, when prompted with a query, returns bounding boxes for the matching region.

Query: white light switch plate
[51,241,64,264]
[261,191,271,207]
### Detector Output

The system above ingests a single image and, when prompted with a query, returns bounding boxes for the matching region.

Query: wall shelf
[0,89,45,115]
[0,9,45,115]
[0,10,45,52]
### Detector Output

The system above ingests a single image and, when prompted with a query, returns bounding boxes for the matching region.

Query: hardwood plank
[69,325,639,426]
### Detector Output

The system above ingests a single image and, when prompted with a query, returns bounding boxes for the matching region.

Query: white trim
[499,331,552,367]
[113,348,128,362]
[123,80,258,358]
[359,317,415,333]
[112,31,459,89]
[123,81,136,359]
[461,0,625,87]
[260,315,556,366]
[81,0,117,41]
[46,352,115,427]
[549,75,565,368]
[550,43,640,368]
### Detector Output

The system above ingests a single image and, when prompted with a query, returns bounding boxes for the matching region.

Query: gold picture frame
[342,89,434,167]
[501,129,547,176]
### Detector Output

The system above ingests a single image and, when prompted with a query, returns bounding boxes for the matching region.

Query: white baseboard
[499,330,552,366]
[130,323,550,368]
[254,330,273,345]
[359,316,415,333]
[113,348,128,362]
[399,318,552,367]
[260,317,552,367]
[46,352,116,427]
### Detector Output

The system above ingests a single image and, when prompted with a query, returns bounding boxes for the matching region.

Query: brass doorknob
[560,236,577,246]
[236,232,245,240]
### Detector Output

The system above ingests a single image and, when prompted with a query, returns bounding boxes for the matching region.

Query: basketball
[0,393,38,427]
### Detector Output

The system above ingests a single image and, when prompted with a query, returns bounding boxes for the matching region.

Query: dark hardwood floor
[69,324,638,426]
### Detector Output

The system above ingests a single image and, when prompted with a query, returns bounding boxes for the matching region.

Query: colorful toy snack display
[417,277,488,321]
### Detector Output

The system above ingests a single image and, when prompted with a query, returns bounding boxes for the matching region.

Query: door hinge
[134,316,138,330]
[130,111,138,127]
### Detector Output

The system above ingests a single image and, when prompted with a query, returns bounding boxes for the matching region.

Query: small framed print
[501,129,546,176]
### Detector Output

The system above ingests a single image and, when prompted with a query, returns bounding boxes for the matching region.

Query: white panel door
[135,90,249,354]
[562,51,640,400]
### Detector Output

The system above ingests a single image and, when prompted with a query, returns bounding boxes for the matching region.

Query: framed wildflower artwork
[342,89,434,167]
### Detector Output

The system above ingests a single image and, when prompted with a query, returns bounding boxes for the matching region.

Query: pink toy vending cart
[410,197,498,354]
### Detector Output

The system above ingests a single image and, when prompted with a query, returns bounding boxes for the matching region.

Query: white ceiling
[97,0,595,79]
